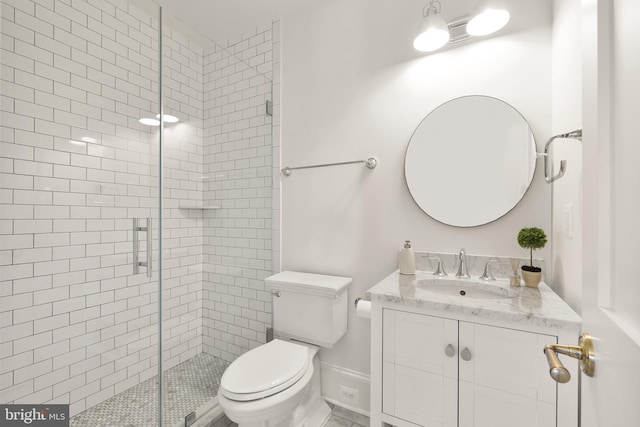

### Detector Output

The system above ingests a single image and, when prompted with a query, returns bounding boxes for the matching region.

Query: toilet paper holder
[354,298,372,319]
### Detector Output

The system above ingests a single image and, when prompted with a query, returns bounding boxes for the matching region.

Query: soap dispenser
[399,240,416,275]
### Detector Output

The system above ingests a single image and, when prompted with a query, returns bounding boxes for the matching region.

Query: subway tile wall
[159,24,205,373]
[0,0,206,416]
[201,23,275,361]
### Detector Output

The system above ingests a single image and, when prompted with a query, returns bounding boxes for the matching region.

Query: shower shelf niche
[178,204,221,210]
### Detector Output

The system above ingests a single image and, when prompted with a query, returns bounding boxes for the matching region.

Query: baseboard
[324,397,369,419]
[320,361,370,416]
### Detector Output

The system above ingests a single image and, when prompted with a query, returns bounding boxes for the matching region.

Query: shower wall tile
[3,0,276,416]
[1,0,204,417]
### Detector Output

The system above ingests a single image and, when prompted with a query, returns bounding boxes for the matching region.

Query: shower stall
[0,0,275,425]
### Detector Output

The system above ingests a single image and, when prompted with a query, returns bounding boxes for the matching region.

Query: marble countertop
[367,270,582,331]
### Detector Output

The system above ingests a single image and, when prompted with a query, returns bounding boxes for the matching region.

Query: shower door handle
[133,218,152,277]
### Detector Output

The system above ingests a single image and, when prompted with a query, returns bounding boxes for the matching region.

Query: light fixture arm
[423,0,442,17]
[414,0,450,52]
[447,15,473,44]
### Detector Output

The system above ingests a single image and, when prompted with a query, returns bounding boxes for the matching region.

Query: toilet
[217,271,352,427]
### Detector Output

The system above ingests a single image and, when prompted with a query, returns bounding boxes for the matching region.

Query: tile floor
[208,403,369,427]
[69,353,229,427]
[325,404,369,427]
[69,352,369,427]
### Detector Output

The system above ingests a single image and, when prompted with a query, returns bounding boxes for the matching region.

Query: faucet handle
[421,256,448,276]
[432,257,447,276]
[479,260,497,281]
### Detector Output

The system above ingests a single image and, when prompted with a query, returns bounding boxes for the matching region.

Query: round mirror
[405,95,537,227]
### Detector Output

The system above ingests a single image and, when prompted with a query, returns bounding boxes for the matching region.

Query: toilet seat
[220,339,311,401]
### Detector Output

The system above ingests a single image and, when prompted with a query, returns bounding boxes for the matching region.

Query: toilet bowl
[217,271,352,427]
[217,339,331,427]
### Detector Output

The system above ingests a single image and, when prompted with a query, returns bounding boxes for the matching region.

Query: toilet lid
[220,339,310,401]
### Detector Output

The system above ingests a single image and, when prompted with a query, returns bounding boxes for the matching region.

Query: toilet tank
[265,271,352,348]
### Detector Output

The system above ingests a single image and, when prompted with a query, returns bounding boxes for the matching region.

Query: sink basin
[415,279,518,300]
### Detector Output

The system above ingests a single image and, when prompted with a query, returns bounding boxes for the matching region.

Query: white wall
[551,0,583,313]
[280,0,553,413]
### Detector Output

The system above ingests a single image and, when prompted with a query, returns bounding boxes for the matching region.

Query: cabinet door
[383,310,457,427]
[458,322,556,427]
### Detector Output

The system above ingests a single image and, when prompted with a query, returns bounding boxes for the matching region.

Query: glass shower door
[158,7,275,425]
[0,0,163,425]
[157,10,218,426]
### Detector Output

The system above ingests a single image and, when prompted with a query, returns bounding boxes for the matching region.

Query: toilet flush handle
[272,290,281,298]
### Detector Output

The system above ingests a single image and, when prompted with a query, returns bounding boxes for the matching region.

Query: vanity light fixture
[413,1,450,52]
[413,0,510,53]
[466,0,510,36]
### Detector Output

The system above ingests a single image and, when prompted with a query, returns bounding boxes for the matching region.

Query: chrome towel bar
[281,157,377,177]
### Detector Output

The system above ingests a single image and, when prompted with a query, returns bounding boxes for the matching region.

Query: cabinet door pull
[461,347,472,361]
[444,344,456,357]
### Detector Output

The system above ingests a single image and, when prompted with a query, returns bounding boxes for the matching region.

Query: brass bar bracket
[544,333,595,383]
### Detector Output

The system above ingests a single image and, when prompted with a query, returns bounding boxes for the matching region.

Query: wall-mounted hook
[544,128,582,183]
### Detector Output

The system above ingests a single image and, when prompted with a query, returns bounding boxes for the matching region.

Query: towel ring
[543,129,582,183]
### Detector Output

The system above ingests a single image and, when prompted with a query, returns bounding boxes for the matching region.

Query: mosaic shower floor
[70,353,229,427]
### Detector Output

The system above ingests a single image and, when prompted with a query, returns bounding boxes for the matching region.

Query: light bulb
[139,118,160,126]
[413,13,451,52]
[466,6,510,36]
[155,114,180,123]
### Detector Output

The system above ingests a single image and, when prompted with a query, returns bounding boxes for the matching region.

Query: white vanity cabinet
[457,321,556,427]
[382,311,458,426]
[382,310,556,427]
[368,271,581,427]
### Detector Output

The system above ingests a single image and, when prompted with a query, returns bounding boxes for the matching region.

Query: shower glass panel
[0,0,162,425]
[159,9,275,426]
[1,0,275,424]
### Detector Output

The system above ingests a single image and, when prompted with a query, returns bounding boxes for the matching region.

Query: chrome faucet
[455,248,471,278]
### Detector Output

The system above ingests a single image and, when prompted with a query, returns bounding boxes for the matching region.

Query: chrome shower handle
[133,218,152,277]
[146,218,152,277]
[133,218,140,275]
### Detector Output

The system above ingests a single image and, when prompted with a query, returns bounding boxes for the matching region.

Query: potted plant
[517,227,547,288]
